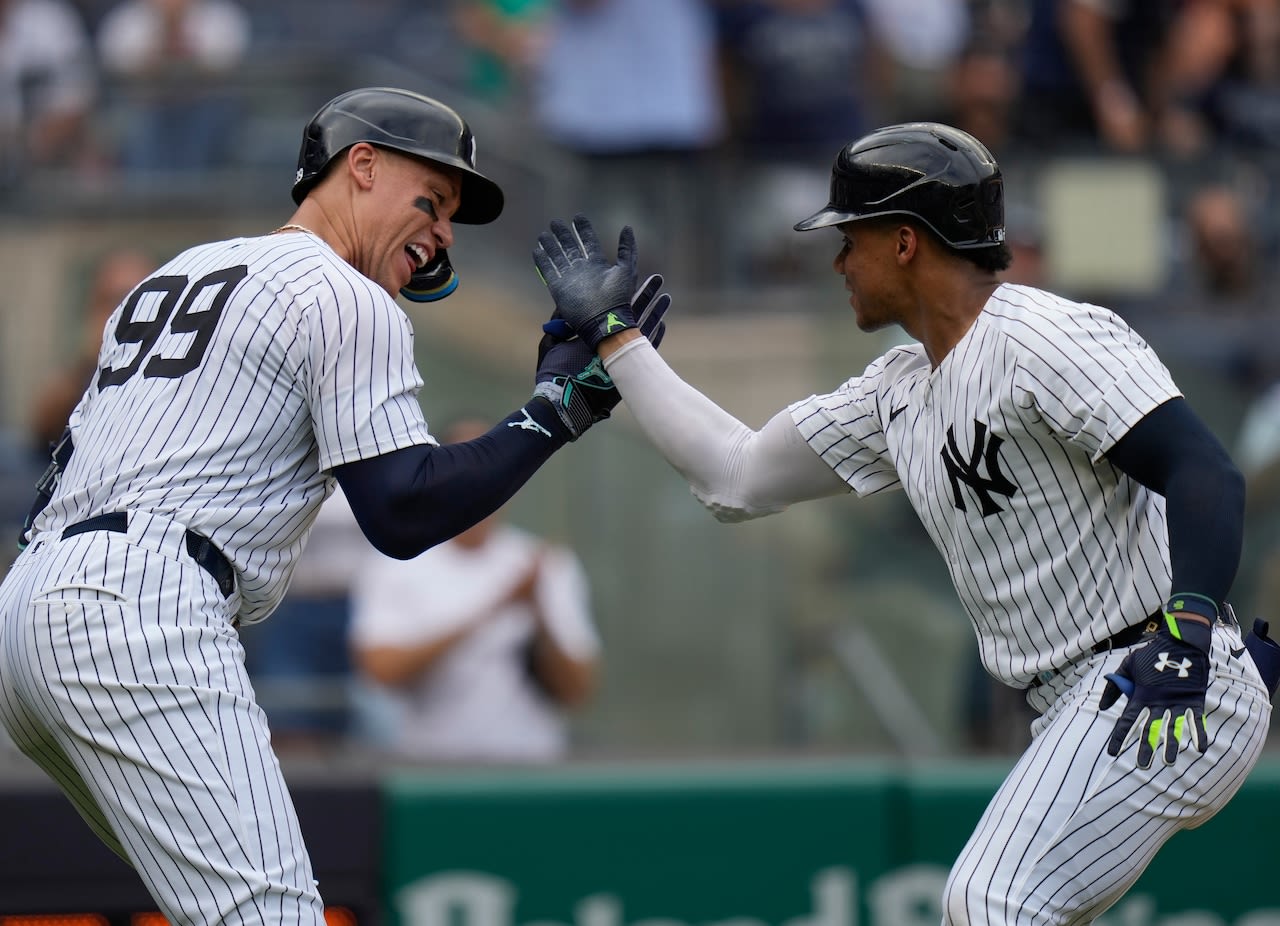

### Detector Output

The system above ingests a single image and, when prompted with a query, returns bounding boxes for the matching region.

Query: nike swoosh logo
[888,404,908,425]
[1230,646,1247,659]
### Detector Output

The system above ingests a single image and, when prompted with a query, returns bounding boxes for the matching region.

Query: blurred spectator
[240,486,369,752]
[858,0,971,123]
[96,0,251,174]
[937,38,1021,155]
[66,0,115,32]
[1013,0,1199,155]
[712,0,875,283]
[1159,0,1280,154]
[0,0,98,188]
[349,418,600,764]
[531,0,726,288]
[251,0,454,74]
[452,0,551,109]
[28,247,157,456]
[1131,181,1280,390]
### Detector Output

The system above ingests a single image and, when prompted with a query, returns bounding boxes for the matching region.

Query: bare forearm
[355,628,471,687]
[528,635,597,706]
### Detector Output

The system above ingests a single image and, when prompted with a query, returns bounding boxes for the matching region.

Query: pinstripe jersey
[790,283,1181,688]
[30,231,433,625]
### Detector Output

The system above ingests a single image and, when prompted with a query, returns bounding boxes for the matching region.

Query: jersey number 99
[98,264,248,389]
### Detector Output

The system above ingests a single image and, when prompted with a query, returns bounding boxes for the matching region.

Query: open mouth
[406,243,429,269]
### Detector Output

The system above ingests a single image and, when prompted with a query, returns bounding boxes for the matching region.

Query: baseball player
[0,87,667,924]
[533,124,1275,923]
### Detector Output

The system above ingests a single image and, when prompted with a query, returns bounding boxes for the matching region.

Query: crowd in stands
[5,0,1280,759]
[3,2,1277,192]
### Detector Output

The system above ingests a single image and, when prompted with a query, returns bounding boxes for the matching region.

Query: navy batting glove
[1099,610,1213,769]
[531,277,671,440]
[532,214,638,351]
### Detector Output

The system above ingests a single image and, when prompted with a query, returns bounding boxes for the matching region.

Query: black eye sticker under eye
[414,196,437,218]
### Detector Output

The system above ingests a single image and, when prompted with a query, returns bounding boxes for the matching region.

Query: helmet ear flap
[400,250,458,302]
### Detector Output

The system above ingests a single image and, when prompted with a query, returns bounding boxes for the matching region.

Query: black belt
[1091,613,1162,654]
[1030,613,1160,689]
[62,512,235,599]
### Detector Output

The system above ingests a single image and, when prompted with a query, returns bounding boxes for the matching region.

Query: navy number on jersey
[99,265,248,388]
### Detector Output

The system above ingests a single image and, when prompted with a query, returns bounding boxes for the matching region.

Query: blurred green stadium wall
[381,759,1280,926]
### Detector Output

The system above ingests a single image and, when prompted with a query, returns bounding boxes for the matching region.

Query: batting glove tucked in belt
[1099,602,1214,769]
[531,274,670,440]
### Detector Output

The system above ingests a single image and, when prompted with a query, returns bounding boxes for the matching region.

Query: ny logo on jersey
[940,419,1018,517]
[1154,653,1193,677]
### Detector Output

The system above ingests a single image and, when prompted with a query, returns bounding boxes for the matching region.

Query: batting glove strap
[575,302,637,351]
[1099,617,1213,768]
[532,361,618,441]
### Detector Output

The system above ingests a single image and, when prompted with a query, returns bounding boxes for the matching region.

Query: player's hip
[25,510,236,606]
[4,515,240,660]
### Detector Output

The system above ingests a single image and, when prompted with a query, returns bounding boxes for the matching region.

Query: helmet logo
[295,167,303,183]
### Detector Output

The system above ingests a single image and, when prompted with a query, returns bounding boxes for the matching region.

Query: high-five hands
[533,214,641,351]
[531,273,671,440]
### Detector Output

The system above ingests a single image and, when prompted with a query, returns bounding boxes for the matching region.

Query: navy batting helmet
[292,87,504,225]
[794,122,1004,249]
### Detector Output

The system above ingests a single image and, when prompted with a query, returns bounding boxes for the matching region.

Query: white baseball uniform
[349,525,598,762]
[603,281,1273,924]
[0,230,432,923]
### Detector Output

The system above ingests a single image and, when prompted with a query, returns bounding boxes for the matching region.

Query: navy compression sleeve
[1105,397,1245,606]
[333,402,569,559]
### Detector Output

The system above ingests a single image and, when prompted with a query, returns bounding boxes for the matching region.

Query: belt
[1091,614,1162,654]
[1029,613,1161,689]
[62,512,235,599]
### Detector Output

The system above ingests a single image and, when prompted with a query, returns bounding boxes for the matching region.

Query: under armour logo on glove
[1099,609,1214,769]
[1153,653,1193,677]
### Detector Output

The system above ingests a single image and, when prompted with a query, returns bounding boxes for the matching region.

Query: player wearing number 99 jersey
[0,87,671,924]
[534,123,1275,924]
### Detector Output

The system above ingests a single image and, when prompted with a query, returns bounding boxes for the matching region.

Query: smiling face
[350,145,464,297]
[831,220,906,333]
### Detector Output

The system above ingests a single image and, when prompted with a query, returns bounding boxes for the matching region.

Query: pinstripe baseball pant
[0,514,325,925]
[943,622,1272,924]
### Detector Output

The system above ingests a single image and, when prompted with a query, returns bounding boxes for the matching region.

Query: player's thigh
[8,536,325,924]
[0,550,126,856]
[943,645,1270,926]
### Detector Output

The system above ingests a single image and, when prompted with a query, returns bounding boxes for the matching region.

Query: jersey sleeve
[787,352,902,496]
[1010,302,1182,461]
[299,272,433,471]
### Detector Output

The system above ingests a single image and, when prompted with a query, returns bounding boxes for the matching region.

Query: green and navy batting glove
[1099,595,1216,769]
[532,214,639,351]
[531,276,671,440]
